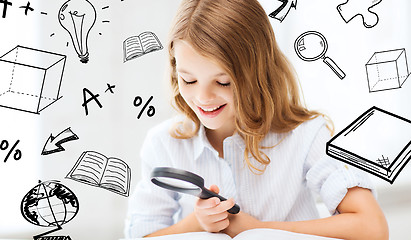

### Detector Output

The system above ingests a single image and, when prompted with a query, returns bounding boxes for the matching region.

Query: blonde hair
[168,0,332,172]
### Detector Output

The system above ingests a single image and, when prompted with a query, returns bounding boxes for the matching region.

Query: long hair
[168,0,331,172]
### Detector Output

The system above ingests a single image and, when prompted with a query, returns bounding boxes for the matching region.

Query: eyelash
[180,77,230,87]
[181,78,196,85]
[218,82,231,87]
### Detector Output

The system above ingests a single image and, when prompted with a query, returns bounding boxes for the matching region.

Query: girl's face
[174,41,236,136]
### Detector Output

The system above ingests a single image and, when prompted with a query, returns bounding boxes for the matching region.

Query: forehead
[174,40,227,76]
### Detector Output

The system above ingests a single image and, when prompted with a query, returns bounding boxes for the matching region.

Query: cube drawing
[366,49,409,92]
[0,46,66,114]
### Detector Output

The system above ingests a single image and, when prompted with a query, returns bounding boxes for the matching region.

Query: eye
[217,81,230,87]
[180,76,197,85]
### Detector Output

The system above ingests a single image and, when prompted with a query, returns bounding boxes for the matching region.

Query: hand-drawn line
[376,155,390,167]
[0,46,66,114]
[0,0,12,18]
[337,0,382,28]
[133,95,155,119]
[123,31,163,62]
[19,1,34,15]
[326,106,411,184]
[58,0,97,64]
[1,139,22,162]
[21,180,79,240]
[66,151,131,197]
[41,127,79,155]
[105,83,115,93]
[366,48,410,92]
[268,0,297,22]
[82,87,102,116]
[294,31,346,79]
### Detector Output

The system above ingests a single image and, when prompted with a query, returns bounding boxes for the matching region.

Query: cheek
[178,82,193,104]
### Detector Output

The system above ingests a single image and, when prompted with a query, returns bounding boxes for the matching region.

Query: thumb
[209,184,220,194]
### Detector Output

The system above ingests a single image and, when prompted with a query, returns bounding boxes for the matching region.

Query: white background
[0,0,410,239]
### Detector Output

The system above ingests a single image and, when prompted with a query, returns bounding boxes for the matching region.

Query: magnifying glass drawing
[151,167,240,214]
[294,31,346,80]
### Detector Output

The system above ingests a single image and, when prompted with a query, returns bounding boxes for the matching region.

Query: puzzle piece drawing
[337,0,382,28]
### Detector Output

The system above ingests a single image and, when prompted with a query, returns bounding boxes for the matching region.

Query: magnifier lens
[153,177,200,190]
[296,33,327,60]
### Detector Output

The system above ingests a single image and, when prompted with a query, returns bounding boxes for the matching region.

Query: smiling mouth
[198,104,226,117]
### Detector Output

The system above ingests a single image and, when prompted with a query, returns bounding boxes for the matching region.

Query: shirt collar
[193,124,216,161]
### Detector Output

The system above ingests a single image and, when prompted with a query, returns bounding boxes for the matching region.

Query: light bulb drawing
[58,0,96,63]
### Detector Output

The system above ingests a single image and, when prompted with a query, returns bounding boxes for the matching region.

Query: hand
[222,212,263,238]
[194,185,236,233]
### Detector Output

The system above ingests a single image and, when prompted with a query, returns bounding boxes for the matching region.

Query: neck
[205,126,236,158]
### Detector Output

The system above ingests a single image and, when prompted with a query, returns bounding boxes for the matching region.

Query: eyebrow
[176,68,228,78]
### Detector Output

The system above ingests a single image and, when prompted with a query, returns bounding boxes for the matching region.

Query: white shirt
[124,116,374,238]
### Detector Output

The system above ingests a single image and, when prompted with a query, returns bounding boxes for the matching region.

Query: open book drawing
[66,151,131,196]
[123,31,163,62]
[121,228,341,240]
[326,106,411,183]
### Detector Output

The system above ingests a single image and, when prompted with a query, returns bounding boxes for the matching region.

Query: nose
[196,84,215,104]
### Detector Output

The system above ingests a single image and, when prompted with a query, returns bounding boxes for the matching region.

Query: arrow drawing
[41,127,79,155]
[269,0,297,22]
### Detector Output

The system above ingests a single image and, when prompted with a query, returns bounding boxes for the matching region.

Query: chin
[200,121,223,130]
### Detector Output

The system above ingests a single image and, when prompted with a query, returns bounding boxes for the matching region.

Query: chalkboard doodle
[337,0,382,28]
[123,32,163,62]
[268,0,297,22]
[366,49,410,92]
[58,0,97,63]
[42,127,79,156]
[294,31,346,80]
[326,106,411,184]
[21,180,79,240]
[1,139,22,163]
[66,151,131,197]
[0,46,66,114]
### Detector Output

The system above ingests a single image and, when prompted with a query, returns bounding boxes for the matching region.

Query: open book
[326,106,411,183]
[123,31,163,62]
[66,151,131,196]
[121,229,341,240]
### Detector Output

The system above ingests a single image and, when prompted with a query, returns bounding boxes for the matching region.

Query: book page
[139,31,163,53]
[100,157,131,196]
[119,232,230,240]
[123,36,144,61]
[235,228,342,240]
[66,151,108,185]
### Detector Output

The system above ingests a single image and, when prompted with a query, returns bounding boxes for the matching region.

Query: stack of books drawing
[326,106,411,183]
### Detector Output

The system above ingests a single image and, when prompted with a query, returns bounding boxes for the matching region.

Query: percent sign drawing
[133,96,155,119]
[1,139,22,162]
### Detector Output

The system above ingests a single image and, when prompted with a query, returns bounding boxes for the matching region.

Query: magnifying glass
[294,31,346,80]
[151,167,240,214]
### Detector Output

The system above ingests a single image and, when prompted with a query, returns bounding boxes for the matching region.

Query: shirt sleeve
[124,128,181,238]
[304,122,376,215]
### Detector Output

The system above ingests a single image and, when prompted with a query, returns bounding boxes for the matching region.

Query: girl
[125,0,388,239]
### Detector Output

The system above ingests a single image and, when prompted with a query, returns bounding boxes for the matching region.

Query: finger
[212,218,230,232]
[196,197,220,210]
[214,198,236,213]
[202,210,229,224]
[209,184,220,194]
[198,197,236,215]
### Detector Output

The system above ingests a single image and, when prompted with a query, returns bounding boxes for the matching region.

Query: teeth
[201,106,220,112]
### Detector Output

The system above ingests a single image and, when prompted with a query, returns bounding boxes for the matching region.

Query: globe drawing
[20,180,79,239]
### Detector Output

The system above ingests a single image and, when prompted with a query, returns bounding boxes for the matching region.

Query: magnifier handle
[323,57,346,80]
[200,188,240,214]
